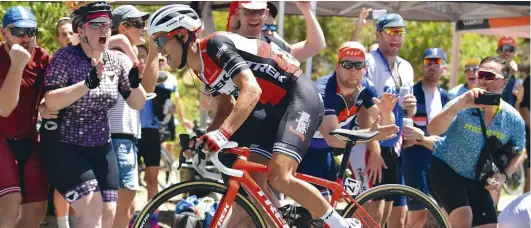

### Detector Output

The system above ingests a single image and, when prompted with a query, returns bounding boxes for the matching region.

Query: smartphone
[474,92,501,106]
[368,9,387,20]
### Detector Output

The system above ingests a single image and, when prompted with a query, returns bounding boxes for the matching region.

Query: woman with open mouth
[39,2,146,228]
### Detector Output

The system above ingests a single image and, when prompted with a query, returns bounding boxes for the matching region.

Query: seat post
[337,140,356,180]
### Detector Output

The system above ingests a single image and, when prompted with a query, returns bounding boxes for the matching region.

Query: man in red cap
[497,36,520,107]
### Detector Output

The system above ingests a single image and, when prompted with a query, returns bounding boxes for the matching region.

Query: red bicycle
[133,129,448,228]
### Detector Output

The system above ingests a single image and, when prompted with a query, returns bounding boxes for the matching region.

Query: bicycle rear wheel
[342,184,449,228]
[132,180,266,228]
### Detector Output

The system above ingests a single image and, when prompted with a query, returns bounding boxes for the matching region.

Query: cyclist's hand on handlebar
[197,128,231,153]
[370,116,399,141]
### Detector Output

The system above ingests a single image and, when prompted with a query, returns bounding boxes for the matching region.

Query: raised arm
[0,44,31,117]
[351,8,371,42]
[288,1,326,62]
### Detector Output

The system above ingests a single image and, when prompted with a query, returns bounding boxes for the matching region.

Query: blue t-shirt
[448,84,469,100]
[433,99,526,179]
[139,100,158,129]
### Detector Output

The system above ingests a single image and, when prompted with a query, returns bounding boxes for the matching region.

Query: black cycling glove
[85,66,101,89]
[128,67,142,89]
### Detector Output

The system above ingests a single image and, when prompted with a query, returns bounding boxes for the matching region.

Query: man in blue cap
[402,48,450,227]
[0,6,55,228]
[362,13,417,227]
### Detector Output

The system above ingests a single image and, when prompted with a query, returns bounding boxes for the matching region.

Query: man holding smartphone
[427,56,526,228]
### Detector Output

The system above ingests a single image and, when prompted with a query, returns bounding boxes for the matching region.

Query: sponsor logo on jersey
[246,61,287,83]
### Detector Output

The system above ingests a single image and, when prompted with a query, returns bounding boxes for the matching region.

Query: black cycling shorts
[374,146,406,206]
[429,157,497,226]
[137,128,161,167]
[231,76,324,164]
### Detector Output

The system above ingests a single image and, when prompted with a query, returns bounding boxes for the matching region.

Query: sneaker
[345,218,362,228]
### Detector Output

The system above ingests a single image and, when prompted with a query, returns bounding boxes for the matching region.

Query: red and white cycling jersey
[197,32,302,106]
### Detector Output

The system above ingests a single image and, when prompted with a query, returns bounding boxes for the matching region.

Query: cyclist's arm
[108,34,139,65]
[358,107,381,158]
[207,94,234,132]
[289,4,326,62]
[141,38,160,93]
[219,69,261,135]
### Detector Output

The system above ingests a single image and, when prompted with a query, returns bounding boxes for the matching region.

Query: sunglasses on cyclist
[339,60,366,70]
[8,27,38,38]
[476,70,505,80]
[85,21,112,30]
[423,58,444,66]
[498,45,515,53]
[154,29,180,51]
[465,66,479,73]
[382,28,406,36]
[262,24,278,32]
[122,20,145,30]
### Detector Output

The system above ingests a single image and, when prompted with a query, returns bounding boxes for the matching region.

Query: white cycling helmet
[147,4,201,36]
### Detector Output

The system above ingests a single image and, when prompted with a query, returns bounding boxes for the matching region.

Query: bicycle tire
[342,184,449,228]
[132,180,267,228]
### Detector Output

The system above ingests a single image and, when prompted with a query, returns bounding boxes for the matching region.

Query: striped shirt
[107,51,141,139]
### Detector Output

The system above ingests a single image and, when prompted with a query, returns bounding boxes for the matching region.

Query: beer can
[403,118,413,127]
[399,86,411,108]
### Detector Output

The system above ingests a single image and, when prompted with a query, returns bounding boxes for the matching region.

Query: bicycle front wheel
[132,180,267,228]
[342,184,450,228]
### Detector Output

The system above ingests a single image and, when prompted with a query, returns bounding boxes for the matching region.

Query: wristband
[218,127,232,139]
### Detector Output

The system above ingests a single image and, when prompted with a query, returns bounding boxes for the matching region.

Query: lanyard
[376,48,402,90]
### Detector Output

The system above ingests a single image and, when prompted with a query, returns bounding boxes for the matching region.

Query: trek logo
[258,191,289,227]
[246,61,287,83]
[212,73,231,91]
[215,204,231,228]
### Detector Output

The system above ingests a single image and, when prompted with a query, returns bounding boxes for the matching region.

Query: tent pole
[304,1,317,77]
[278,1,285,38]
[450,22,460,88]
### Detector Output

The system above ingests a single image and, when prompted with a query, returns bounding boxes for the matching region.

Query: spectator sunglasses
[262,24,278,32]
[423,58,444,66]
[339,60,366,70]
[122,20,145,30]
[477,70,505,80]
[8,27,38,38]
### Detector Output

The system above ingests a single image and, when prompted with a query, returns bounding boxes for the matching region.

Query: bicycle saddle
[329,129,378,142]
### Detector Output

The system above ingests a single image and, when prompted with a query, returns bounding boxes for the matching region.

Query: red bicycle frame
[209,147,380,228]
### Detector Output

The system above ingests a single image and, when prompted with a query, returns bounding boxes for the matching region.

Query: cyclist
[520,75,530,193]
[427,56,526,228]
[448,58,481,100]
[147,5,398,227]
[40,2,146,228]
[299,41,397,200]
[0,6,53,228]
